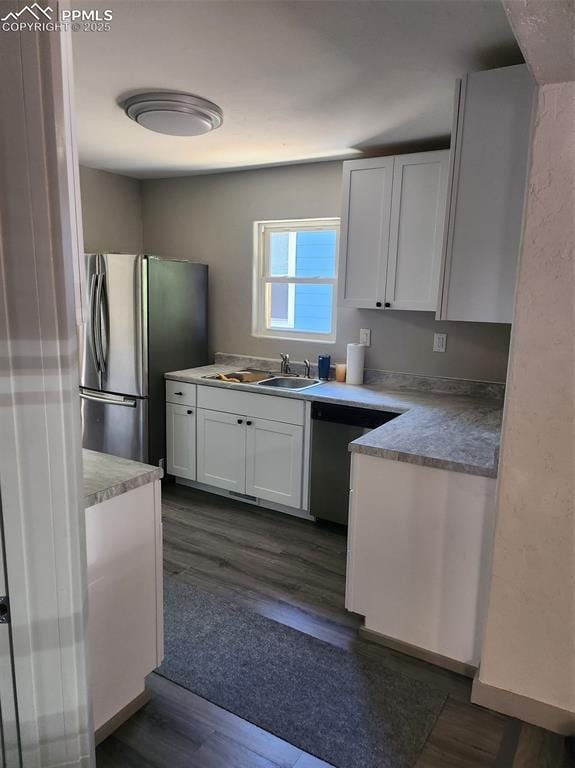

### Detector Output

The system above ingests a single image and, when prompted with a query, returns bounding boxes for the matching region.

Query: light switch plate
[433,333,447,353]
[359,328,371,347]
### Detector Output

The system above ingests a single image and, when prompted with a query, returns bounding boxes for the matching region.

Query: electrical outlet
[359,328,371,347]
[433,333,447,353]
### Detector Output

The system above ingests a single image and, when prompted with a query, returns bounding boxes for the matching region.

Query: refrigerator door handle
[95,273,107,374]
[89,274,101,374]
[80,391,137,408]
[97,271,109,374]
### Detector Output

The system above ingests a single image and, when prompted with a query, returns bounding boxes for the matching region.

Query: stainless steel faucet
[303,359,311,378]
[280,353,291,375]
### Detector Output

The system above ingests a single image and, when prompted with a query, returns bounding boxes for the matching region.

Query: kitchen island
[84,449,163,743]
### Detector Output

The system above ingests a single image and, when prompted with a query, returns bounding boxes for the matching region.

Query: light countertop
[84,449,163,507]
[166,365,503,478]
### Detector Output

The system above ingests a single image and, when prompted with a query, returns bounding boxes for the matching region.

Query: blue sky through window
[256,219,339,340]
[268,228,337,334]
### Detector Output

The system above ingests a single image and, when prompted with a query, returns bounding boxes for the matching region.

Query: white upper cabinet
[339,157,393,308]
[339,151,449,311]
[386,151,449,311]
[439,65,535,323]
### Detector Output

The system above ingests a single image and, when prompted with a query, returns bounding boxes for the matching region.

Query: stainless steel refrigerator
[80,253,208,466]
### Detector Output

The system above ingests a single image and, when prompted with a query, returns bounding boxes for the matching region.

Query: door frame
[0,4,93,766]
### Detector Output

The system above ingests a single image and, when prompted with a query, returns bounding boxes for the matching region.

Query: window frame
[252,217,340,343]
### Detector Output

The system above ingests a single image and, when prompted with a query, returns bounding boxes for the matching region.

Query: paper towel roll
[346,343,365,385]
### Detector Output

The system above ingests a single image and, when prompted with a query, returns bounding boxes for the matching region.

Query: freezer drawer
[81,389,148,462]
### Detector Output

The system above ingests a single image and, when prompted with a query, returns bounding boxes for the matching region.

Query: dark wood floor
[97,484,572,768]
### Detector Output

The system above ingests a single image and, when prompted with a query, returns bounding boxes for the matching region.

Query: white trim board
[472,675,575,736]
[175,479,315,522]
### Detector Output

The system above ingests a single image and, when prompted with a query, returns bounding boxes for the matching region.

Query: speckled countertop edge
[166,365,502,478]
[84,449,163,508]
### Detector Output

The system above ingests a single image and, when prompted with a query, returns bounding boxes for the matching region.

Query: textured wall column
[472,1,575,733]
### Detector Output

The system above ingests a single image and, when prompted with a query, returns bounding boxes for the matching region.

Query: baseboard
[174,478,315,521]
[94,689,151,746]
[359,626,477,678]
[472,674,575,736]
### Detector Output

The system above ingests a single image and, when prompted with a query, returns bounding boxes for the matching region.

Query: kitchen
[76,38,536,764]
[0,1,572,767]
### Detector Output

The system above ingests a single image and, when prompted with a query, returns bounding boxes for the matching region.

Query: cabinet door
[339,157,394,309]
[385,151,449,311]
[246,418,303,508]
[196,408,246,493]
[166,403,196,480]
[440,65,535,322]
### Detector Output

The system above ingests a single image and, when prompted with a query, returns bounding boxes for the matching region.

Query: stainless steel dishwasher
[310,402,398,525]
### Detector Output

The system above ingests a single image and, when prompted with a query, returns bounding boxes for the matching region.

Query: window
[252,218,339,342]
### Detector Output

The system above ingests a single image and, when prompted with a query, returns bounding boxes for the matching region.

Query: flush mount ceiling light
[120,91,223,137]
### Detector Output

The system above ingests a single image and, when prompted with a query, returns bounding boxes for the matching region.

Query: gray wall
[79,166,143,253]
[141,161,510,382]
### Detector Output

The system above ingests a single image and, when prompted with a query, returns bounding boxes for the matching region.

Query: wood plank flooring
[97,484,572,768]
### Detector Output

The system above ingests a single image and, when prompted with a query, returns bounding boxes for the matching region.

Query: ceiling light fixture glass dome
[120,91,223,136]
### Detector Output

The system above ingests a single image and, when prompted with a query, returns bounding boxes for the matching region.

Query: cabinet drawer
[166,379,196,406]
[197,385,304,426]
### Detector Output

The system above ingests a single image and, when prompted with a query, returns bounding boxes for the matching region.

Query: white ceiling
[73,0,522,178]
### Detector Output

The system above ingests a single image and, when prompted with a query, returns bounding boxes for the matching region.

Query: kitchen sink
[258,377,321,390]
[203,370,321,391]
[204,370,272,383]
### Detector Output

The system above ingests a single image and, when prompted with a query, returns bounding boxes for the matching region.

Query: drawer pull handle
[174,391,183,396]
[237,419,244,424]
[187,409,193,415]
[246,420,253,426]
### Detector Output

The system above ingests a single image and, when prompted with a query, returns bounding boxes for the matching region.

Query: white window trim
[252,218,340,343]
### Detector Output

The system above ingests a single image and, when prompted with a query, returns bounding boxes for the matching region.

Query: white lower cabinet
[166,384,307,513]
[196,408,247,493]
[166,403,196,480]
[86,481,163,738]
[195,407,304,509]
[346,452,496,668]
[246,418,303,508]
